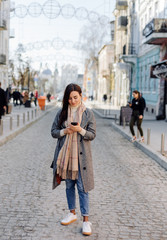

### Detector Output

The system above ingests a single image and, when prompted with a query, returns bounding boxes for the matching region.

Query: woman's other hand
[139,115,143,119]
[64,127,74,135]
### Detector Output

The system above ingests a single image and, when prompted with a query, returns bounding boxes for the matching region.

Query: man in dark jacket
[0,82,7,120]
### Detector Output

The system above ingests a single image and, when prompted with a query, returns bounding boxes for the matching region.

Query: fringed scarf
[56,102,86,180]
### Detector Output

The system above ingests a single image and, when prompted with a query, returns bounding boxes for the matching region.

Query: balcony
[117,16,128,31]
[0,54,6,65]
[120,44,137,65]
[0,19,7,30]
[116,0,128,10]
[123,43,137,55]
[142,18,167,45]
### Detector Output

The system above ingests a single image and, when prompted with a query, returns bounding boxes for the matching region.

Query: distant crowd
[0,82,39,120]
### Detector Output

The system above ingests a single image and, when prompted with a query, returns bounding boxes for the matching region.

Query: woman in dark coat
[51,83,96,236]
[129,90,145,142]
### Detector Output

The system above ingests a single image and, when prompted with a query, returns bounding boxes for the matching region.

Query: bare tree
[10,44,35,91]
[78,22,109,59]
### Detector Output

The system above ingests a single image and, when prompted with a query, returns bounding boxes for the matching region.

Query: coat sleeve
[83,110,96,141]
[51,110,63,139]
[139,98,145,116]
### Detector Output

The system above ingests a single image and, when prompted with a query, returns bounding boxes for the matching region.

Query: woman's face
[133,92,138,99]
[68,91,82,107]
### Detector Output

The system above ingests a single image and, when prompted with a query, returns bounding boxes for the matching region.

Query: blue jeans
[65,168,89,216]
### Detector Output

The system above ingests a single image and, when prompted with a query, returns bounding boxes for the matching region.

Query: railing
[143,18,167,37]
[123,44,137,55]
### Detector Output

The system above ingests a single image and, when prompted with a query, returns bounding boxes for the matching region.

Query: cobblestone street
[0,107,167,240]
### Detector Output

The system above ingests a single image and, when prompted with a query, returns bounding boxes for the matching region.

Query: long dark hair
[58,83,82,126]
[133,90,140,99]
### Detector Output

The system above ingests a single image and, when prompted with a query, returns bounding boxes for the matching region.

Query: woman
[51,83,96,236]
[129,90,145,142]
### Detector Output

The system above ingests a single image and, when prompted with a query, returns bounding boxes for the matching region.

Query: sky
[10,0,116,74]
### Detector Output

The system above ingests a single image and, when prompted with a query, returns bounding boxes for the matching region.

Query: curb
[0,105,56,147]
[93,109,167,171]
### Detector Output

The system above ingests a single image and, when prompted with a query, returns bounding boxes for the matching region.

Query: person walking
[129,90,145,142]
[34,90,38,106]
[0,82,7,121]
[51,83,96,236]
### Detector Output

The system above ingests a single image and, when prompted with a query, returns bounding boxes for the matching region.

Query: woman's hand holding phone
[70,122,82,132]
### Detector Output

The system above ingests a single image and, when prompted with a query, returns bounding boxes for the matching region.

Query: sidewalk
[0,99,57,146]
[86,100,167,171]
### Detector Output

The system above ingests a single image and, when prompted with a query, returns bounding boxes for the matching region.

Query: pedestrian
[0,82,7,120]
[51,83,96,236]
[129,90,145,142]
[47,92,51,102]
[23,91,29,105]
[103,94,107,103]
[34,90,38,106]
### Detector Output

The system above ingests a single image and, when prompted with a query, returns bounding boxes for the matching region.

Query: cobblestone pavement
[0,108,167,240]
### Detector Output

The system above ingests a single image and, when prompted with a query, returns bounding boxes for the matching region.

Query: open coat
[51,107,96,192]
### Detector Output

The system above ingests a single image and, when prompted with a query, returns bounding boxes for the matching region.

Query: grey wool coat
[51,107,96,192]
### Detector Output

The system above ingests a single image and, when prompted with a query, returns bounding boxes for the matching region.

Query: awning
[150,60,167,78]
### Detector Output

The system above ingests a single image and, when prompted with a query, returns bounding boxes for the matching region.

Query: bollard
[23,113,25,124]
[137,129,139,138]
[161,133,165,155]
[27,111,29,121]
[10,117,12,130]
[147,128,151,145]
[123,117,126,129]
[115,114,117,123]
[0,119,3,136]
[32,110,33,120]
[35,109,37,118]
[17,115,20,127]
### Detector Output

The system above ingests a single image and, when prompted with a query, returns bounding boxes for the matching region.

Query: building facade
[114,0,167,119]
[0,0,10,89]
[113,0,132,107]
[138,0,167,119]
[98,43,115,102]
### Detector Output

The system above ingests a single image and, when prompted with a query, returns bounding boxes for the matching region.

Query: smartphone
[71,122,78,126]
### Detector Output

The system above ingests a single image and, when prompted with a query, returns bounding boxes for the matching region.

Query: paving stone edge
[0,105,56,147]
[93,108,167,171]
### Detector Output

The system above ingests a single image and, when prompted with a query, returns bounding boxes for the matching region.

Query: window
[145,14,147,25]
[149,7,152,20]
[145,65,147,90]
[140,66,143,91]
[148,65,151,91]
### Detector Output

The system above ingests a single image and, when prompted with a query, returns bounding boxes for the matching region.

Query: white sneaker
[82,221,92,236]
[131,136,136,142]
[61,213,77,225]
[139,137,144,143]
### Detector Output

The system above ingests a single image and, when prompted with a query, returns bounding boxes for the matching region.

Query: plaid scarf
[56,102,86,180]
